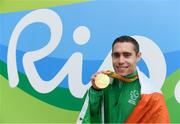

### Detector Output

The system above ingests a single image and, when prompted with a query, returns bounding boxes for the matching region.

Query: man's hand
[91,71,110,90]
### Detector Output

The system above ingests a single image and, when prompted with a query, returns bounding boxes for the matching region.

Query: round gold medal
[95,73,110,89]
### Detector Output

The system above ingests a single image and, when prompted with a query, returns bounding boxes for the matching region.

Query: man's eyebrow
[112,52,120,55]
[122,52,132,54]
[112,52,132,55]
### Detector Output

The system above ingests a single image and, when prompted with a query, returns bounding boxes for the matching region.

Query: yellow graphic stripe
[0,75,79,123]
[0,0,90,14]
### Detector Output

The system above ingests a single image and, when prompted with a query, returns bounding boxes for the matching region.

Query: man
[79,35,169,123]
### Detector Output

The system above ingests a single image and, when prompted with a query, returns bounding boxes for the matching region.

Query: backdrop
[0,0,180,123]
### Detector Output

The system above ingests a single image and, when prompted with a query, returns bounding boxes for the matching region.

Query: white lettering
[7,9,166,99]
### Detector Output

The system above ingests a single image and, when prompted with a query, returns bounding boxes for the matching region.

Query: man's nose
[118,56,125,64]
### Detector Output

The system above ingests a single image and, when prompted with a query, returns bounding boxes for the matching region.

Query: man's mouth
[116,66,128,72]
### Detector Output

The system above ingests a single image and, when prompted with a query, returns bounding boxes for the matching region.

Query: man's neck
[124,70,138,78]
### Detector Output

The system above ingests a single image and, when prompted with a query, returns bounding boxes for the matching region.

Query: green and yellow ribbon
[105,70,138,83]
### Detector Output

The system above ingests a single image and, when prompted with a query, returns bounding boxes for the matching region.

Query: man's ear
[137,52,142,62]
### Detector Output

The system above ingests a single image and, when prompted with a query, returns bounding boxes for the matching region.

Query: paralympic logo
[6,9,180,105]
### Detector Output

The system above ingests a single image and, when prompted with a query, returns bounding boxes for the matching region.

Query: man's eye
[113,53,120,58]
[123,53,131,57]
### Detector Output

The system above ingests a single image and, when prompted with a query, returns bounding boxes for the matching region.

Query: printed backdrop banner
[0,0,180,123]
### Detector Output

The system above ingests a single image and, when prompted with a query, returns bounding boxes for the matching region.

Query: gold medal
[95,73,110,89]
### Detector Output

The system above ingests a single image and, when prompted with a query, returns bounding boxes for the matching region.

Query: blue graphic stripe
[1,44,180,89]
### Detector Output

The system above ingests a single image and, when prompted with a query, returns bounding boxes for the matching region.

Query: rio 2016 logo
[7,9,180,101]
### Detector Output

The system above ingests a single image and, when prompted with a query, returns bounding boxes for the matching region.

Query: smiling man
[111,36,141,76]
[80,35,169,123]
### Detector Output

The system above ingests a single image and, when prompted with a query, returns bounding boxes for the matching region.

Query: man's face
[112,42,141,76]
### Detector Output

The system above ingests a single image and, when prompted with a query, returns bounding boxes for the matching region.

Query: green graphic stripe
[0,75,79,123]
[161,69,180,123]
[165,97,180,123]
[161,69,180,100]
[0,60,86,111]
[0,0,89,14]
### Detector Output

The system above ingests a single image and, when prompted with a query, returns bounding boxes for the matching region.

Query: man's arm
[82,87,103,123]
[83,72,106,123]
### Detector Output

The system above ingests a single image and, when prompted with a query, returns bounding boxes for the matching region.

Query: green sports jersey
[83,71,141,123]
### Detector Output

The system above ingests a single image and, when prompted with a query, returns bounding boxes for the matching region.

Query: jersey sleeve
[82,87,104,123]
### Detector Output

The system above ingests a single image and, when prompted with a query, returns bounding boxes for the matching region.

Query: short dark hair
[112,35,139,54]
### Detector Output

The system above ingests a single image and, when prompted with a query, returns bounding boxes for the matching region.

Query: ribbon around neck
[105,70,138,83]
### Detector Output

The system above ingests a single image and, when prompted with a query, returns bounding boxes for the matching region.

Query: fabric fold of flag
[126,92,169,123]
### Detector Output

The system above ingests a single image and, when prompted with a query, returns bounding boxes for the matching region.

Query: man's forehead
[113,42,136,53]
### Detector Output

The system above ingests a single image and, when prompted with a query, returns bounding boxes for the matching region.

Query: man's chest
[107,81,141,107]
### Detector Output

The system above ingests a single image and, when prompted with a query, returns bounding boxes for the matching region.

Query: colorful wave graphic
[1,60,180,122]
[0,44,179,122]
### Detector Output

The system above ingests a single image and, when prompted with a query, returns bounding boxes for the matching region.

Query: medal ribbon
[105,70,138,83]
